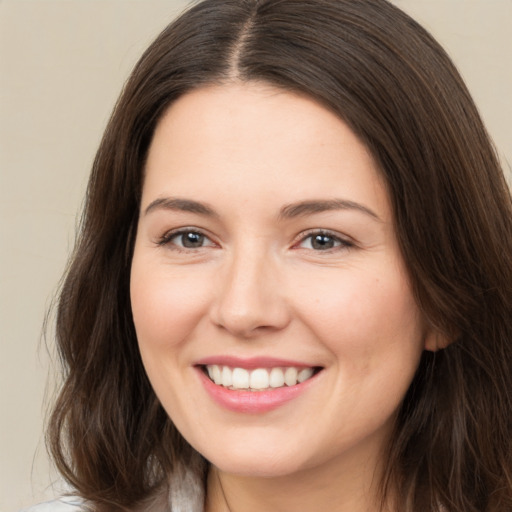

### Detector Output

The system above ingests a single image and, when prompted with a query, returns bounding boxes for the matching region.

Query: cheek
[130,257,212,352]
[293,263,425,367]
[295,266,424,434]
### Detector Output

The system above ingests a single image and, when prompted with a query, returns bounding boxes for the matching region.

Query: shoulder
[20,496,85,512]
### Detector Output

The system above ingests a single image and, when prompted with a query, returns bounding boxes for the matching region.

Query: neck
[204,452,393,512]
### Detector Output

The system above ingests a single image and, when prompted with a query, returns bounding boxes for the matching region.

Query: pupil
[183,232,203,248]
[312,234,334,250]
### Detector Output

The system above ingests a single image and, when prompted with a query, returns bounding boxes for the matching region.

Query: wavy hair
[48,1,512,510]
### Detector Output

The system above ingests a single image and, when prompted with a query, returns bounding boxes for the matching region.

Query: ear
[423,327,455,352]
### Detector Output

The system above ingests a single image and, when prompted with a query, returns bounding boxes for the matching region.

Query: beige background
[1,1,510,510]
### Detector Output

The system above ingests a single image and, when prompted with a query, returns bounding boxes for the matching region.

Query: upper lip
[194,355,320,369]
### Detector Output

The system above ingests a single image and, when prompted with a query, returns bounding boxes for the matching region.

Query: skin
[130,82,435,511]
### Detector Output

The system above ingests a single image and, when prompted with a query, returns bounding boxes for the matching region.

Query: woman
[33,0,512,511]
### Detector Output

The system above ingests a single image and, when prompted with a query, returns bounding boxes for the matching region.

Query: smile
[195,358,323,413]
[205,365,316,391]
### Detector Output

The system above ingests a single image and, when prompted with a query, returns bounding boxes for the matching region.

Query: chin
[200,445,313,478]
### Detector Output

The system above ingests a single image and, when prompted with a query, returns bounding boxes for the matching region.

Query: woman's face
[131,83,431,479]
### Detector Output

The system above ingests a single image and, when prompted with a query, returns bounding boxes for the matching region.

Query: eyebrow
[143,197,218,217]
[278,199,380,221]
[143,196,380,221]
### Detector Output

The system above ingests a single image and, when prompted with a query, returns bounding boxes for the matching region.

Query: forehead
[143,82,390,222]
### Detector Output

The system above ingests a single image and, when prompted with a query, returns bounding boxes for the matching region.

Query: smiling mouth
[202,365,322,391]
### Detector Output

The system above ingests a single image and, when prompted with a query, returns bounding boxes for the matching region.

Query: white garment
[20,496,84,512]
[20,457,206,512]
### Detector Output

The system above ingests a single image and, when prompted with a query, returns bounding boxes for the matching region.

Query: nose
[210,245,291,339]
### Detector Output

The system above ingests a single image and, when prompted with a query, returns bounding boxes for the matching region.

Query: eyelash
[157,228,215,252]
[293,229,354,252]
[158,227,354,255]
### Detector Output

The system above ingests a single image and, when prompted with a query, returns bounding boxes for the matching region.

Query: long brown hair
[48,1,512,510]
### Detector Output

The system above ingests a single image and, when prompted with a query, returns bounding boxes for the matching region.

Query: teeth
[205,365,316,390]
[298,367,314,383]
[221,365,232,387]
[269,367,285,388]
[250,368,269,390]
[211,365,222,385]
[284,367,298,386]
[232,368,249,389]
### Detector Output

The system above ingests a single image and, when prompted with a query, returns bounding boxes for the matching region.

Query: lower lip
[196,367,319,414]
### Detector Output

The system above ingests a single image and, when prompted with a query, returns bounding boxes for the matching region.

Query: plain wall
[1,1,510,510]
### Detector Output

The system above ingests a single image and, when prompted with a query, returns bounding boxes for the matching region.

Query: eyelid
[156,226,217,249]
[155,226,354,252]
[292,228,355,251]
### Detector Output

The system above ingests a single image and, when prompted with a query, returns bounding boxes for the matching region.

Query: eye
[158,229,215,250]
[297,231,352,251]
